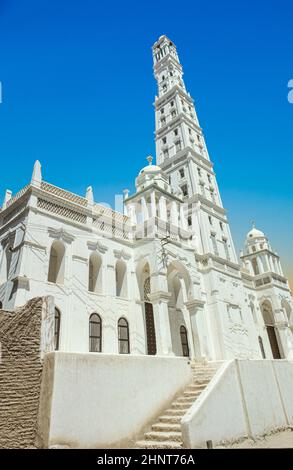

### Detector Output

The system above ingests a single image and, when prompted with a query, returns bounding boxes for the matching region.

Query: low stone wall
[0,297,54,448]
[181,359,293,448]
[38,352,192,448]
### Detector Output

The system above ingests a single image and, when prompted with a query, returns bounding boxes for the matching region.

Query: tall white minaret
[152,35,237,263]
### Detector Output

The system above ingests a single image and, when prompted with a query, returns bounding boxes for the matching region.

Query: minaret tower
[152,35,237,263]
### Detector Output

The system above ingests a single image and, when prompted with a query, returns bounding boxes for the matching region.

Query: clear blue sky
[0,0,292,285]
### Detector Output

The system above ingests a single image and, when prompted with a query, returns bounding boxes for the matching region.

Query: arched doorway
[144,277,157,355]
[167,261,194,357]
[261,301,281,359]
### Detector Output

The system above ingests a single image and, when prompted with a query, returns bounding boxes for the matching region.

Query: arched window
[48,241,65,284]
[88,253,102,293]
[89,313,102,352]
[0,301,2,309]
[54,308,61,350]
[180,325,189,357]
[116,260,127,297]
[258,336,266,359]
[118,318,130,354]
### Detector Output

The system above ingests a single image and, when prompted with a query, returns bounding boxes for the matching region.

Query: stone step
[136,440,182,449]
[158,415,182,424]
[176,396,196,404]
[186,384,207,391]
[192,370,215,374]
[151,422,181,432]
[183,390,201,398]
[171,401,192,410]
[145,431,182,442]
[192,379,210,385]
[164,408,186,416]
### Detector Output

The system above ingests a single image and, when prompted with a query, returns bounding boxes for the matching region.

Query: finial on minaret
[86,186,94,205]
[147,155,153,166]
[123,189,129,200]
[251,220,256,229]
[31,160,42,187]
[2,189,12,209]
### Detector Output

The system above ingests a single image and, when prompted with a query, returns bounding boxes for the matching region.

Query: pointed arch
[281,299,292,325]
[167,260,193,357]
[88,252,102,293]
[48,240,65,284]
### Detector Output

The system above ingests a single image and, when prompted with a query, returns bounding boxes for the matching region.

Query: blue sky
[0,0,292,285]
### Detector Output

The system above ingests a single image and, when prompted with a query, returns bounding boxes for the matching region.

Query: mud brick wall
[0,297,52,448]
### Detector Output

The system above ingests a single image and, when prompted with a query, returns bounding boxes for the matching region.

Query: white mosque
[0,34,293,363]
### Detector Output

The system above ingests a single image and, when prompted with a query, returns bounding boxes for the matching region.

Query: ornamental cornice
[87,240,108,254]
[184,299,205,311]
[48,227,75,244]
[148,291,172,303]
[113,249,131,261]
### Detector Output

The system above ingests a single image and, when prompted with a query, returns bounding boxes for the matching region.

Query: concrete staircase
[136,361,219,449]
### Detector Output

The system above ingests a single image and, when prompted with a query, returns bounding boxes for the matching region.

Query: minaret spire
[152,36,209,168]
[152,35,237,264]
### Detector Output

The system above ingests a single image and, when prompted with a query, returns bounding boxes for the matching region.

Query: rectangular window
[181,184,188,197]
[170,100,174,107]
[208,216,213,225]
[211,233,219,256]
[161,117,166,126]
[188,216,192,226]
[163,149,169,158]
[188,128,192,135]
[223,238,230,260]
[162,137,167,144]
[179,168,185,178]
[171,110,176,117]
[175,140,182,151]
[197,167,202,177]
[160,108,164,114]
[174,129,178,136]
[207,174,211,183]
[220,221,223,231]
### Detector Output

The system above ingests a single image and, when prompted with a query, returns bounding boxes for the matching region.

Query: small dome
[246,227,265,240]
[139,164,161,175]
[139,155,162,175]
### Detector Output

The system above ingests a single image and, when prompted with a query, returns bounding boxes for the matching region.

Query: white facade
[0,35,293,362]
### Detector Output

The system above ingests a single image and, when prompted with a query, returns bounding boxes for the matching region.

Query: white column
[178,278,195,358]
[170,201,178,225]
[180,203,188,230]
[159,196,167,220]
[185,300,204,359]
[130,204,137,224]
[150,191,157,218]
[277,259,283,276]
[149,292,174,356]
[141,197,148,221]
[268,255,274,272]
[256,256,263,274]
